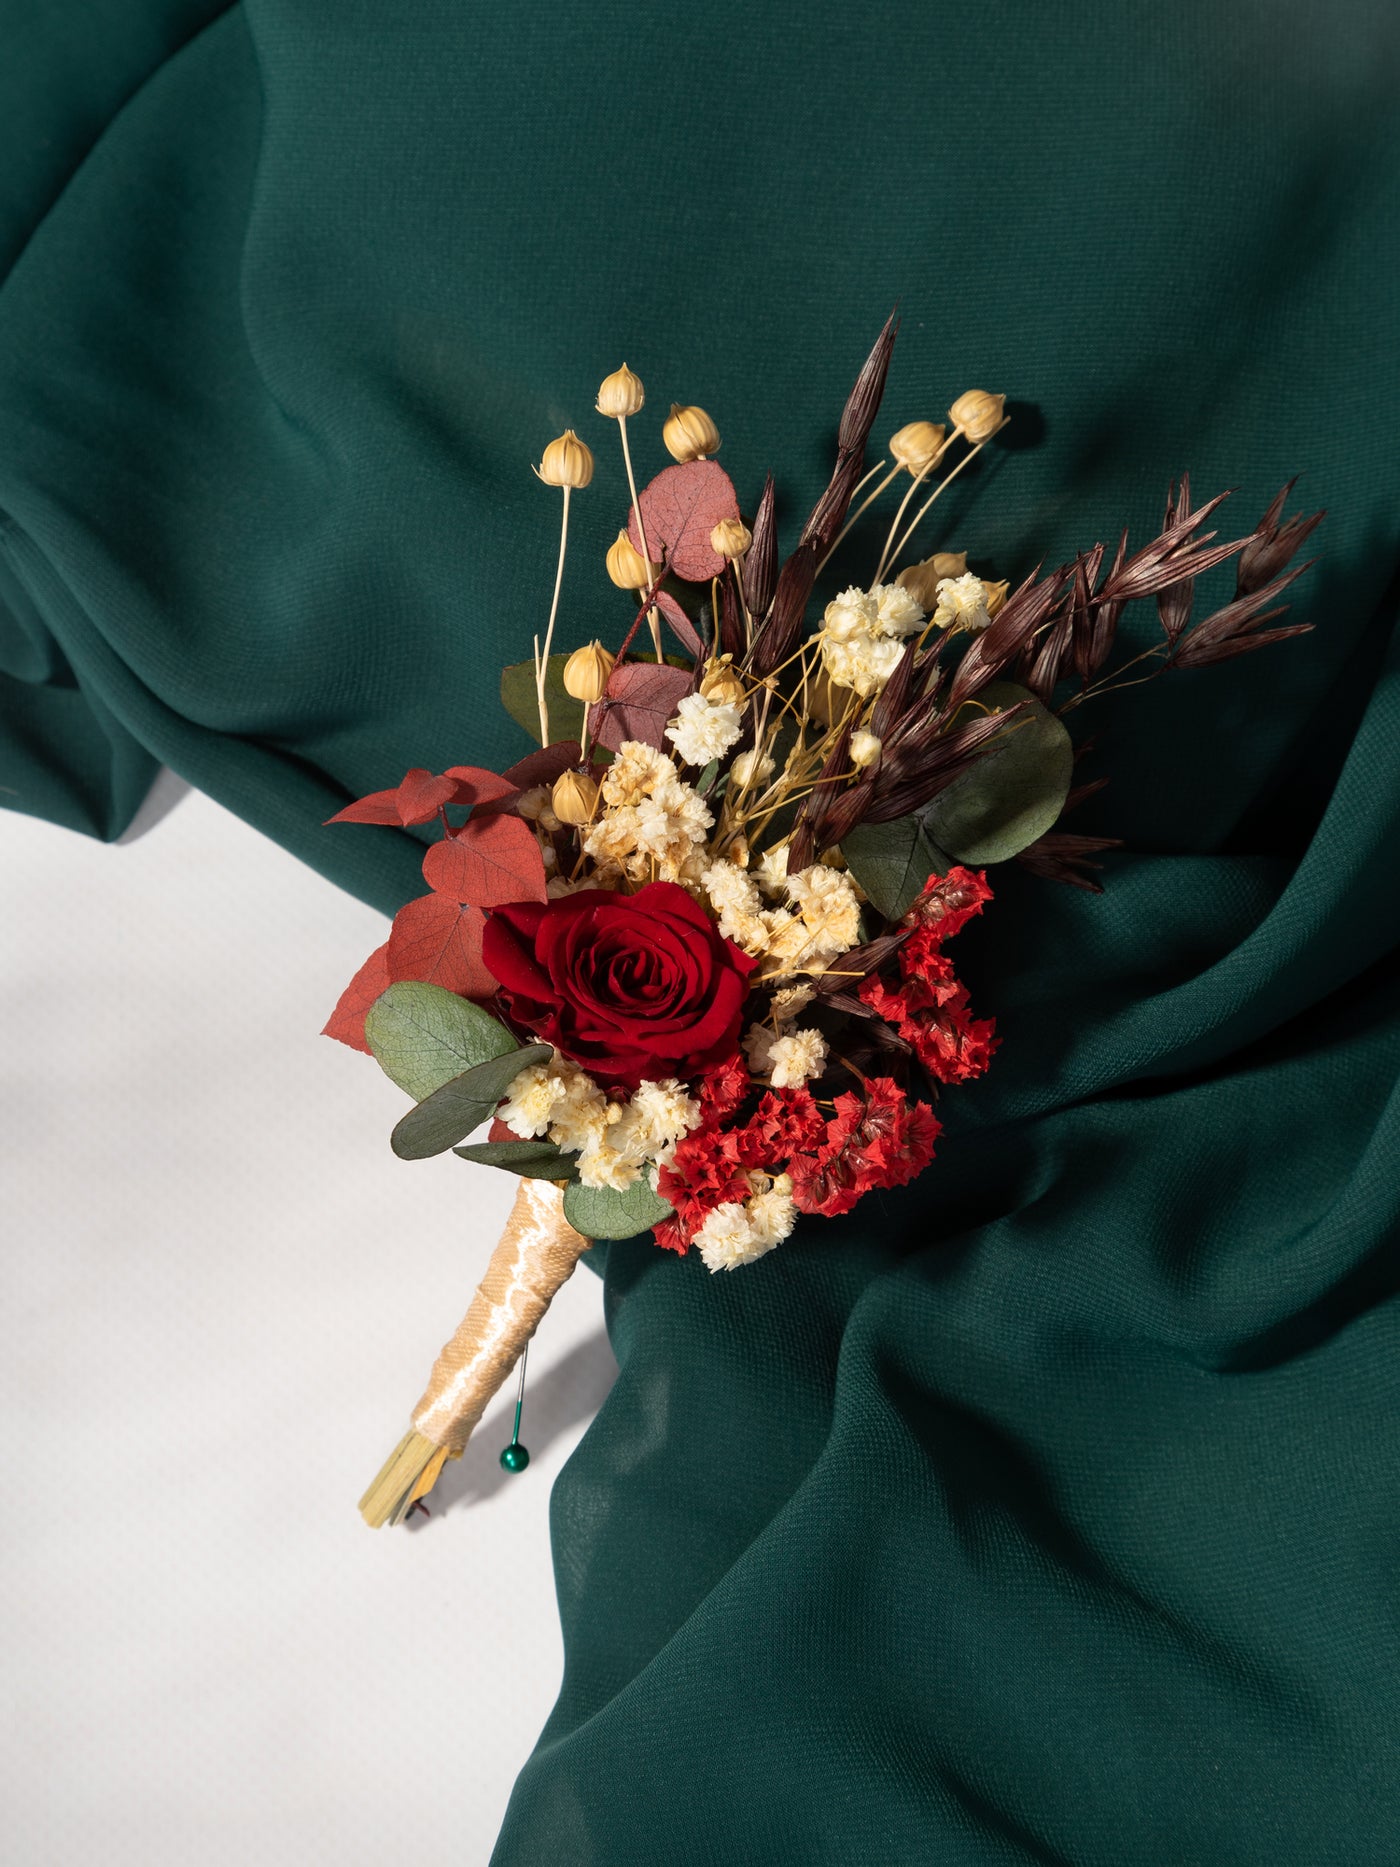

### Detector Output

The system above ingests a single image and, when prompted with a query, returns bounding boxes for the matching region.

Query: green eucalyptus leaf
[391,1043,552,1160]
[452,1138,579,1180]
[501,655,585,746]
[924,681,1074,865]
[364,982,517,1103]
[564,1174,674,1241]
[842,816,955,922]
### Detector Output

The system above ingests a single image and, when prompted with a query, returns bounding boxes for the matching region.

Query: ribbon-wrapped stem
[359,1178,590,1527]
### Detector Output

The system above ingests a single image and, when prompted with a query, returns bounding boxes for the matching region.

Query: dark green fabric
[4,3,1399,1860]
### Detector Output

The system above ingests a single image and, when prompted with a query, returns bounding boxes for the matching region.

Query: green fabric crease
[3,1,1399,1860]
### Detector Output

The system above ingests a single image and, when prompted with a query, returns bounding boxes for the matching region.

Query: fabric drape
[3,3,1398,1859]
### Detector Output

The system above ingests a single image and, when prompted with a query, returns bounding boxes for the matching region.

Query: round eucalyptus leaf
[453,1138,578,1180]
[390,1042,552,1160]
[364,981,518,1103]
[924,682,1073,865]
[564,1174,674,1241]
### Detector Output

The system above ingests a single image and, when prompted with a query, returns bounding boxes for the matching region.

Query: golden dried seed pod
[663,403,721,462]
[562,641,616,703]
[699,661,746,707]
[895,551,964,609]
[888,421,947,474]
[947,391,1006,444]
[710,517,752,559]
[983,579,1010,618]
[551,771,599,825]
[595,363,645,419]
[605,531,661,590]
[536,429,595,488]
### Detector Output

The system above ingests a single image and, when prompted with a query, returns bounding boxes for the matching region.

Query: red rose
[482,881,756,1092]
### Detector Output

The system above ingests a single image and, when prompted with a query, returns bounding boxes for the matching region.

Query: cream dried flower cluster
[582,741,714,885]
[691,1173,797,1273]
[500,1057,702,1193]
[930,571,993,634]
[816,581,926,696]
[701,849,862,978]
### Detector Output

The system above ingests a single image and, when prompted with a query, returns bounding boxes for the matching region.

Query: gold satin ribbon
[411,1177,590,1452]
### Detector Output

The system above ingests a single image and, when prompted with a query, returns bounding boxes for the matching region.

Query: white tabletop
[2,778,614,1865]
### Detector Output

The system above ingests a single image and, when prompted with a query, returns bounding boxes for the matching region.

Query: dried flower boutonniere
[323,315,1321,1525]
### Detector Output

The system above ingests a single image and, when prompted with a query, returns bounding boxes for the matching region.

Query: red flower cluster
[787,1081,941,1217]
[858,869,998,1085]
[655,1077,942,1248]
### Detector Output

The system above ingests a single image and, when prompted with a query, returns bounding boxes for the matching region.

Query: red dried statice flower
[858,869,998,1085]
[656,1123,750,1232]
[860,971,998,1084]
[737,1089,827,1168]
[651,1215,691,1256]
[788,1078,942,1215]
[902,866,994,952]
[699,1052,751,1124]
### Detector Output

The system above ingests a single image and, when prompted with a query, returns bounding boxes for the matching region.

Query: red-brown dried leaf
[629,460,740,583]
[497,742,583,794]
[443,765,518,807]
[386,894,494,999]
[423,812,547,907]
[1171,621,1312,667]
[744,475,778,620]
[325,766,507,827]
[323,941,392,1051]
[1016,831,1123,893]
[653,590,704,657]
[396,769,467,823]
[592,662,695,753]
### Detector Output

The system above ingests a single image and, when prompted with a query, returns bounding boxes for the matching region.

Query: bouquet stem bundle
[358,1178,590,1526]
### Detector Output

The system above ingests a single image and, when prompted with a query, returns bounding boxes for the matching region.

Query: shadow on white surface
[2,790,613,1867]
[115,765,192,844]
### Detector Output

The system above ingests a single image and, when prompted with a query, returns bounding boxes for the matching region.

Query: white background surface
[2,778,616,1865]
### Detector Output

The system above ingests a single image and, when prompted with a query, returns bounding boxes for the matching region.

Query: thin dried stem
[618,417,663,662]
[870,431,958,587]
[885,424,1005,575]
[816,460,897,574]
[536,485,572,743]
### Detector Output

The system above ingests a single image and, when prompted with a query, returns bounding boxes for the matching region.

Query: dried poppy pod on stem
[606,530,661,591]
[889,420,947,474]
[700,657,747,708]
[563,640,616,702]
[711,517,752,560]
[948,391,1007,444]
[664,403,721,462]
[535,428,595,488]
[552,769,599,824]
[595,362,645,420]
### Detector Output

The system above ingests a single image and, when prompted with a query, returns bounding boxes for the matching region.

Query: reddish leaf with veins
[386,894,494,998]
[628,460,740,583]
[443,765,518,807]
[423,812,547,906]
[653,591,705,656]
[395,769,469,823]
[497,742,583,795]
[326,765,513,827]
[593,662,695,753]
[323,941,392,1051]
